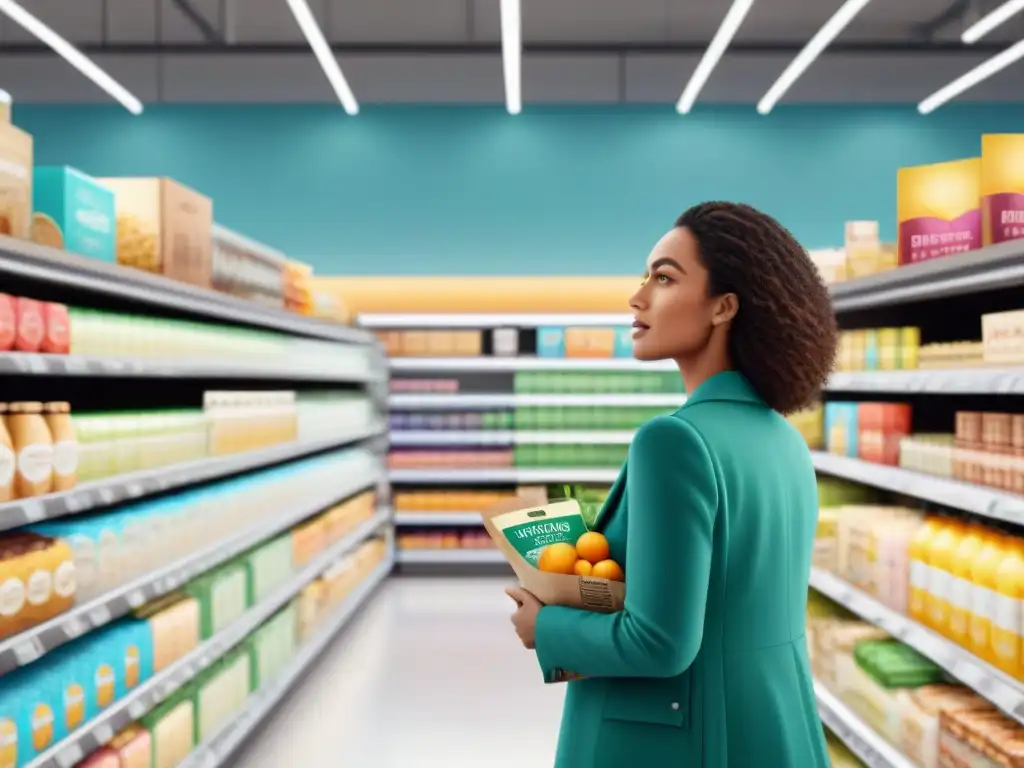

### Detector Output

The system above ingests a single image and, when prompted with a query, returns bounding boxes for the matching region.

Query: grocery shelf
[0,234,374,344]
[0,424,386,534]
[396,548,505,565]
[175,555,393,768]
[814,680,919,768]
[394,512,483,526]
[25,508,391,768]
[809,568,1024,725]
[0,351,385,382]
[389,467,621,484]
[359,313,634,328]
[388,393,685,408]
[828,368,1024,395]
[0,451,383,676]
[389,357,675,372]
[810,451,1024,525]
[830,239,1024,313]
[390,430,635,446]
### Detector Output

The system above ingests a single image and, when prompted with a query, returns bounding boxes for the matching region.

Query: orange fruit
[575,532,610,564]
[538,542,579,575]
[591,559,624,582]
[574,560,593,577]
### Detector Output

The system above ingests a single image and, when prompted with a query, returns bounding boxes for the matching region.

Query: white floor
[235,576,566,767]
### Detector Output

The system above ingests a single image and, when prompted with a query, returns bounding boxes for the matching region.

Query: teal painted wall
[12,104,1022,275]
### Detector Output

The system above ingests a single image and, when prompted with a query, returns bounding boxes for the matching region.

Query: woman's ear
[712,293,739,327]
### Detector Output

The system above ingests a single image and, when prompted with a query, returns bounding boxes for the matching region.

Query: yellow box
[98,177,213,289]
[981,134,1024,246]
[897,158,980,265]
[0,121,32,239]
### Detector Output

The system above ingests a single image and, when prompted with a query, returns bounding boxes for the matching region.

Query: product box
[186,562,249,639]
[565,327,615,358]
[97,177,213,289]
[536,327,566,358]
[613,327,633,358]
[0,664,61,767]
[897,158,981,265]
[0,121,33,239]
[31,167,116,261]
[982,134,1024,246]
[824,402,859,458]
[982,308,1024,367]
[142,695,194,768]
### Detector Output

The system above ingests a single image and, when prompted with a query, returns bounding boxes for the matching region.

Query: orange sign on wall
[310,275,640,316]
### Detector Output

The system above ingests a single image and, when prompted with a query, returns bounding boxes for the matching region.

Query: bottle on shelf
[0,403,14,503]
[970,526,1009,664]
[992,536,1024,678]
[8,401,54,498]
[949,521,986,649]
[908,514,942,625]
[44,401,77,492]
[926,515,964,636]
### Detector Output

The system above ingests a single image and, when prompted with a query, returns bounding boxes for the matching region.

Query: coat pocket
[602,673,691,729]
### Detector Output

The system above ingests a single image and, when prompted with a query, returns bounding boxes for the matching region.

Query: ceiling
[1,0,1022,106]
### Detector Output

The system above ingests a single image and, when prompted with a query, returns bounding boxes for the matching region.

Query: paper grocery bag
[482,497,625,613]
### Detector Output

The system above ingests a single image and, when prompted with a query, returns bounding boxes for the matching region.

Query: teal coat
[534,371,829,768]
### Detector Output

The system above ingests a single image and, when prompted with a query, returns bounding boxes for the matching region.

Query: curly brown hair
[676,202,837,415]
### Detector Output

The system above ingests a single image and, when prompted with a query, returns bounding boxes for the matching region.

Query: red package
[0,294,14,350]
[41,303,70,354]
[14,297,44,352]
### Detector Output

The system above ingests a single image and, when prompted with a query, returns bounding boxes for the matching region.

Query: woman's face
[629,227,719,362]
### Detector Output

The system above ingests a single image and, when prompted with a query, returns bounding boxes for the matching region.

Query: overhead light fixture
[0,0,143,115]
[918,37,1024,113]
[962,0,1024,43]
[500,0,522,115]
[756,0,873,115]
[285,0,359,115]
[677,0,756,114]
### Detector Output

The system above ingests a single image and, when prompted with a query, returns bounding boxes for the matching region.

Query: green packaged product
[187,561,249,640]
[245,535,294,606]
[488,499,590,567]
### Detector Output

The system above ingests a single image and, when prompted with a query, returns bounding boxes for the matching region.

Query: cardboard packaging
[981,134,1024,246]
[897,158,980,265]
[32,166,116,261]
[0,121,33,239]
[482,497,625,611]
[98,177,213,289]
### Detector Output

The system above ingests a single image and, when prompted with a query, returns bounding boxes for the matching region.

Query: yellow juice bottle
[950,522,986,648]
[971,528,1008,663]
[909,515,942,623]
[993,537,1024,678]
[927,517,964,636]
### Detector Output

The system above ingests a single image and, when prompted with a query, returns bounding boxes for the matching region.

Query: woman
[507,201,836,767]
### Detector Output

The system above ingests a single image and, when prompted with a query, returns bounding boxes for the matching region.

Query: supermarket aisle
[236,575,566,767]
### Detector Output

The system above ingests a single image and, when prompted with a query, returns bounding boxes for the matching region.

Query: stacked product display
[0,202,390,767]
[0,109,345,324]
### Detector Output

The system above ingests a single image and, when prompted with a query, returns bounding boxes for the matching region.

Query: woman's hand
[506,586,543,649]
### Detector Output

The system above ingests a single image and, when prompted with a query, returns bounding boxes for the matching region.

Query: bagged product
[481,497,625,613]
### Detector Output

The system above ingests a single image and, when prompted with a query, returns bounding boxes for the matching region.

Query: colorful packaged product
[824,402,859,458]
[982,134,1024,246]
[31,167,116,262]
[0,120,33,240]
[897,157,981,265]
[536,327,566,358]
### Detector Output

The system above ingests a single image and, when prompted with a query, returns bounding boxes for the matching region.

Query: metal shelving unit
[814,681,919,768]
[0,426,384,533]
[0,234,374,344]
[175,555,393,768]
[394,512,482,526]
[828,368,1024,395]
[25,511,390,768]
[390,429,635,446]
[389,467,620,484]
[389,393,685,408]
[0,453,383,676]
[396,548,506,565]
[810,451,1024,525]
[810,568,1024,726]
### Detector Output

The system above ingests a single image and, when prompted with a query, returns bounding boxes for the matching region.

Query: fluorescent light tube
[0,0,142,115]
[286,0,359,115]
[756,0,873,115]
[918,37,1024,114]
[500,0,522,115]
[962,0,1024,43]
[677,0,756,114]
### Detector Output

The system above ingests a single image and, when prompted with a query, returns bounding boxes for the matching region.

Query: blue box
[824,402,859,457]
[613,327,634,357]
[32,166,116,262]
[536,327,566,358]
